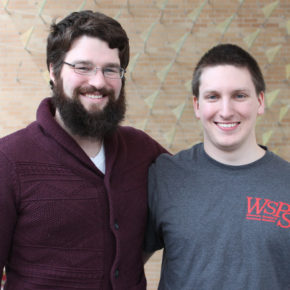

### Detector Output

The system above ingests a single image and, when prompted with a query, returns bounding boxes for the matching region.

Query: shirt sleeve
[144,162,164,253]
[0,152,18,280]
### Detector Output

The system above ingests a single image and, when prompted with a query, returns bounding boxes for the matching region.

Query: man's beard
[51,79,126,140]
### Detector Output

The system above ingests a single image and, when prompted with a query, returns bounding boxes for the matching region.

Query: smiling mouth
[84,94,104,99]
[80,93,107,100]
[215,122,240,128]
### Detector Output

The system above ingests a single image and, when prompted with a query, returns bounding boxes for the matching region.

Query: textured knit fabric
[0,98,166,290]
[145,143,290,290]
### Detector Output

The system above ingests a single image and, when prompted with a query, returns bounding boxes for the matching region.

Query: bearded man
[0,10,166,290]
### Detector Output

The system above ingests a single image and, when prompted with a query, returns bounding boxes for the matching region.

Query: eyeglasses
[63,61,125,79]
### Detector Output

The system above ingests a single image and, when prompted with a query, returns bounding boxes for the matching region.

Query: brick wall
[0,0,289,289]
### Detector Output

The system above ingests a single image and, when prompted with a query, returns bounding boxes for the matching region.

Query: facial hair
[51,78,126,140]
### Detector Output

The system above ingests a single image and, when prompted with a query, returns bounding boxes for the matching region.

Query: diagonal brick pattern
[0,1,289,289]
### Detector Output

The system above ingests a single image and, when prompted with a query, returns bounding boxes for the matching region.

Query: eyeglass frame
[62,61,126,79]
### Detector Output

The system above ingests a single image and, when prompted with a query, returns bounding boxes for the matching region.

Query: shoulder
[265,150,290,171]
[116,126,168,154]
[0,128,27,151]
[153,143,202,169]
[117,126,155,142]
[0,123,38,158]
[150,143,203,178]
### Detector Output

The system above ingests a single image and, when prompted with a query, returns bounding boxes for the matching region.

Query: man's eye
[76,66,91,72]
[104,67,119,73]
[236,94,246,99]
[208,95,217,100]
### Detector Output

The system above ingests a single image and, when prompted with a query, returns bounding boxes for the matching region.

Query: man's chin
[84,104,106,114]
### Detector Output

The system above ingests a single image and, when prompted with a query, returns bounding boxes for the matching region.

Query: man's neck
[204,142,266,166]
[55,110,102,158]
[72,136,102,158]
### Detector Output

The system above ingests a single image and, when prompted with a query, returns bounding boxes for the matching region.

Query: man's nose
[87,69,107,88]
[219,98,234,119]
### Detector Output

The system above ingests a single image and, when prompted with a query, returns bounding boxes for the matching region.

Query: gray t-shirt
[145,143,290,290]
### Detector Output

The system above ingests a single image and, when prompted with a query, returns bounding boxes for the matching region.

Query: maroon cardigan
[0,98,166,289]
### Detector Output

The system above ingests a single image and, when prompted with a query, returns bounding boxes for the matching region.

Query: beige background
[0,0,289,289]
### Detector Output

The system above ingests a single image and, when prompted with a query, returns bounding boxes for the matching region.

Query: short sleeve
[144,162,164,253]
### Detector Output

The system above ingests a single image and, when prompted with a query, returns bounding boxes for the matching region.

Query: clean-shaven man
[145,44,290,290]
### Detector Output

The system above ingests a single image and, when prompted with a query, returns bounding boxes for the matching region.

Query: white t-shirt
[90,143,105,174]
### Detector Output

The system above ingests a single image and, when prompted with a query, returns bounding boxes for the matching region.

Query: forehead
[199,65,255,92]
[65,35,120,65]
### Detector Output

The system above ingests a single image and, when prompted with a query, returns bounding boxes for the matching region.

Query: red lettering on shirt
[246,196,290,229]
[274,202,290,218]
[277,213,290,229]
[264,201,278,215]
[247,197,270,214]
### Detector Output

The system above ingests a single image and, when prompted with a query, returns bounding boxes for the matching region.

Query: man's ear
[193,96,200,119]
[49,63,56,84]
[257,91,265,116]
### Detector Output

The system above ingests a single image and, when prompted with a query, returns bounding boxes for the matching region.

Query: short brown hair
[192,44,265,98]
[47,10,129,83]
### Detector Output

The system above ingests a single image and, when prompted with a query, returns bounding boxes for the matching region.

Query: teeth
[86,94,103,99]
[218,123,237,128]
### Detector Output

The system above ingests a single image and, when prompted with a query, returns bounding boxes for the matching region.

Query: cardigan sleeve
[0,152,18,280]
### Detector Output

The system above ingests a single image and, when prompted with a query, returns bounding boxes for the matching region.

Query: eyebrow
[201,90,219,96]
[233,89,251,94]
[202,89,251,96]
[71,60,121,67]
